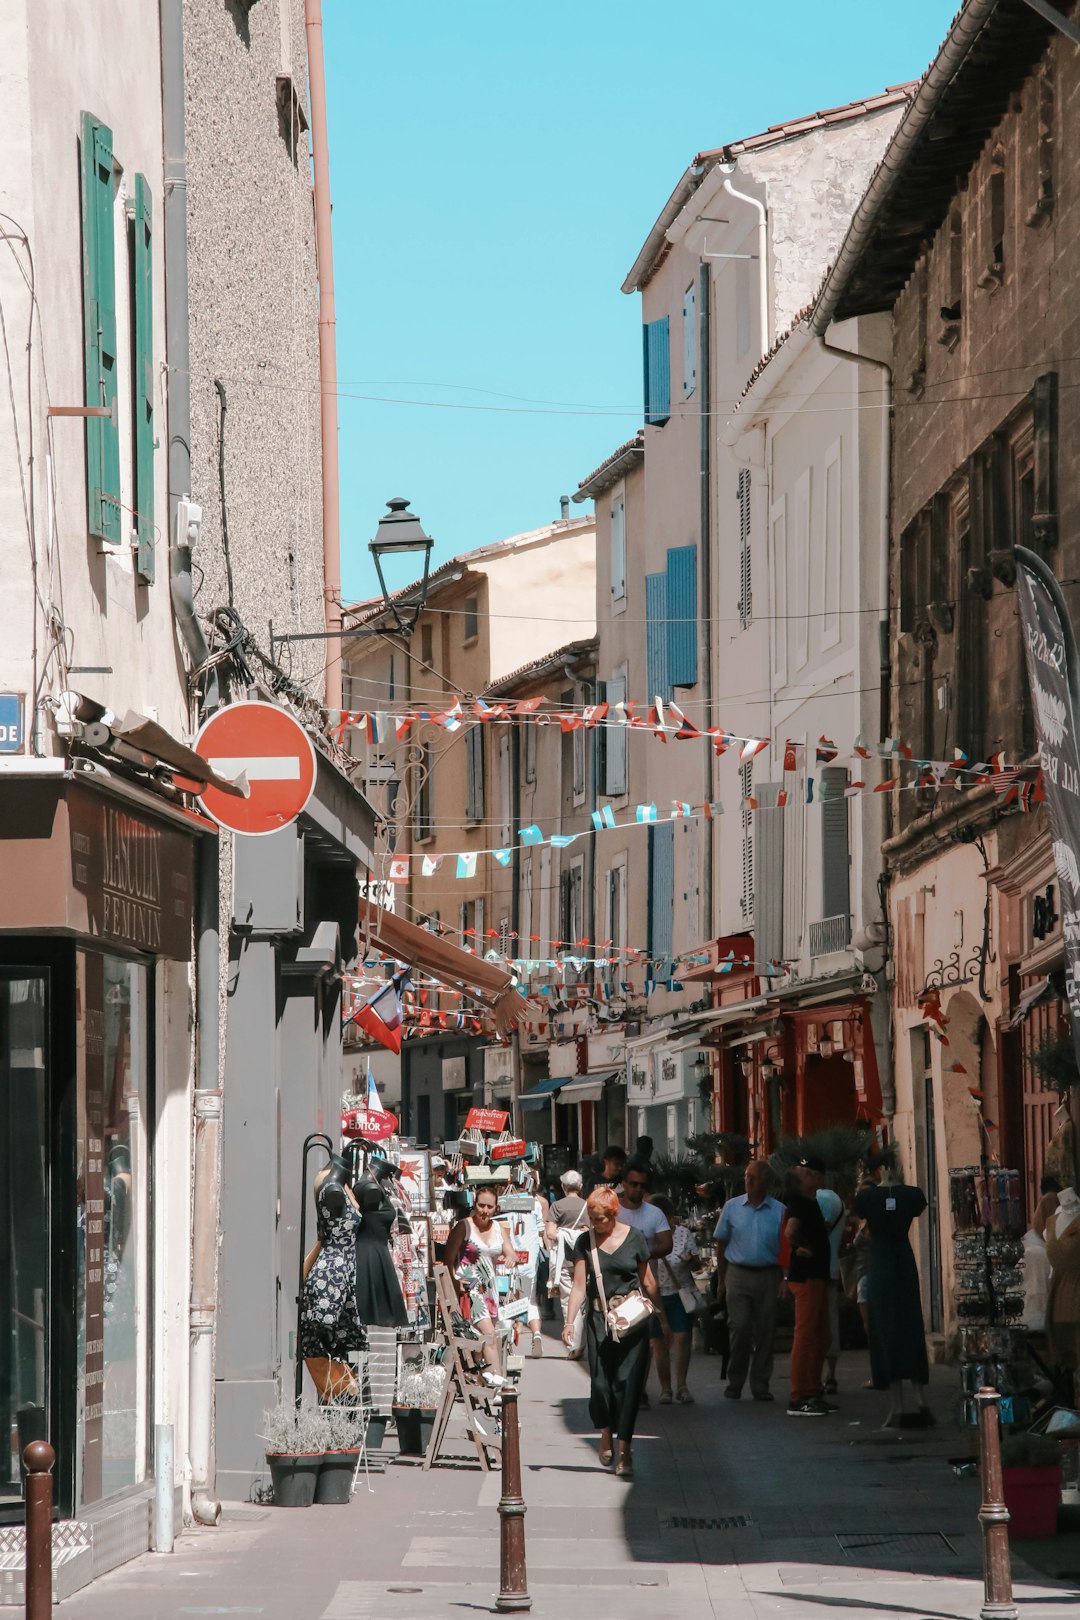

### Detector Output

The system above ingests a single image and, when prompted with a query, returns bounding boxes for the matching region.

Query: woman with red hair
[562,1186,667,1478]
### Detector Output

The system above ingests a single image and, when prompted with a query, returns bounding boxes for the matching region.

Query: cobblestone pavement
[58,1333,1080,1618]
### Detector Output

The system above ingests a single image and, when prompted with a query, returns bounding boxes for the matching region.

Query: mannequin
[853,1177,933,1427]
[1046,1185,1080,1375]
[300,1155,366,1401]
[352,1159,409,1330]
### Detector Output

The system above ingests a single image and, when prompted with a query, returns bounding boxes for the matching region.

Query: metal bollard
[23,1441,54,1620]
[495,1387,531,1613]
[975,1387,1018,1620]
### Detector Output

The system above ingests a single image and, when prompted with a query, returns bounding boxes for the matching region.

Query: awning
[1009,976,1056,1028]
[518,1077,566,1111]
[360,901,532,1034]
[557,1070,619,1104]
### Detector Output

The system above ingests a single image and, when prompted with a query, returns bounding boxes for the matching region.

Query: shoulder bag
[589,1230,656,1342]
[659,1253,707,1317]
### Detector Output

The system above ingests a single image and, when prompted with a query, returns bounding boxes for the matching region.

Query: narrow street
[58,1340,1076,1620]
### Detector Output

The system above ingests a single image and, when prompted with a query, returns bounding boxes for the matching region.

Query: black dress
[574,1226,651,1443]
[300,1187,366,1359]
[854,1183,929,1387]
[354,1177,409,1329]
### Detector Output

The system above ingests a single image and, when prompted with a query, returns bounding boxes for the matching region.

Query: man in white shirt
[714,1160,784,1401]
[618,1159,673,1260]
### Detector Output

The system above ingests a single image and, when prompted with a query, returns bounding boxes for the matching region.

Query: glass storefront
[0,973,49,1502]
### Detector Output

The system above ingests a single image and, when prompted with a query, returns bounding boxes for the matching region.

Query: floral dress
[456,1219,507,1322]
[300,1190,367,1359]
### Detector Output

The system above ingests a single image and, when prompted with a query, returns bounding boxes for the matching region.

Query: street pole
[23,1441,54,1620]
[976,1387,1018,1620]
[495,1387,531,1612]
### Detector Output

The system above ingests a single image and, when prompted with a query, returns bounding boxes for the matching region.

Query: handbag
[589,1232,655,1342]
[658,1253,707,1317]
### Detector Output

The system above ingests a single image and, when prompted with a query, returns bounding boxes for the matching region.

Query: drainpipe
[304,0,342,712]
[698,257,714,939]
[721,171,769,357]
[160,0,222,1528]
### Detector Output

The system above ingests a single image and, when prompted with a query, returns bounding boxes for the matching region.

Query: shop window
[1,973,49,1504]
[75,952,150,1505]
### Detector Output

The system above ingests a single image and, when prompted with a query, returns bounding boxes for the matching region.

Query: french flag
[350,968,413,1054]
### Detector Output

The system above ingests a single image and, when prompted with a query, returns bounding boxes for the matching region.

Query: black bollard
[495,1387,531,1612]
[23,1442,54,1620]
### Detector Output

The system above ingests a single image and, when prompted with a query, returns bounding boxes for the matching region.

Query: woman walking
[444,1185,520,1381]
[651,1195,701,1404]
[562,1187,668,1478]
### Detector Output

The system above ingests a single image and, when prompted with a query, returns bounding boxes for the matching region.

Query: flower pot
[266,1451,322,1507]
[314,1449,360,1504]
[1003,1465,1061,1538]
[393,1405,436,1457]
[365,1413,388,1452]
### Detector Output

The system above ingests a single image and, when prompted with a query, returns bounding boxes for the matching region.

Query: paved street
[61,1333,1080,1619]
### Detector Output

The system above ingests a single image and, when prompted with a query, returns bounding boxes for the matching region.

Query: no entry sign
[192,701,317,835]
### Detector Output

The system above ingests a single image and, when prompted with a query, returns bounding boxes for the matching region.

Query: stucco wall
[183,0,325,695]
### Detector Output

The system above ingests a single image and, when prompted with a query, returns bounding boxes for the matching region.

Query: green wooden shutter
[665,544,698,687]
[80,112,121,544]
[133,174,155,581]
[645,571,670,703]
[648,820,675,962]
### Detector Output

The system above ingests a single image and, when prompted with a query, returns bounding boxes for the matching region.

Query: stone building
[811,0,1078,1340]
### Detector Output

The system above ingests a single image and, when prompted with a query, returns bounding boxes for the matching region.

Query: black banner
[1016,547,1080,1056]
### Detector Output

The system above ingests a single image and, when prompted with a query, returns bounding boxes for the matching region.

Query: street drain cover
[665,1514,753,1530]
[836,1532,957,1557]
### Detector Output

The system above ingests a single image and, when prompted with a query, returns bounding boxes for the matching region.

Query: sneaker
[723,1386,742,1400]
[659,1389,673,1405]
[675,1388,694,1404]
[787,1399,828,1417]
[531,1333,543,1359]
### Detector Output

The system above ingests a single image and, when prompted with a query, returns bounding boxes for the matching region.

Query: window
[821,444,842,649]
[610,495,626,604]
[132,175,154,582]
[939,208,963,351]
[793,469,810,669]
[979,150,1006,289]
[465,726,485,822]
[413,742,434,839]
[80,112,121,544]
[642,317,670,426]
[559,859,584,946]
[666,545,698,687]
[606,859,628,970]
[498,917,511,957]
[819,767,851,933]
[770,496,786,685]
[463,595,479,642]
[1028,65,1055,225]
[572,718,586,805]
[604,670,627,798]
[420,621,434,668]
[754,785,785,968]
[738,469,752,629]
[648,821,675,961]
[645,572,670,703]
[523,716,536,784]
[683,284,696,396]
[740,761,754,922]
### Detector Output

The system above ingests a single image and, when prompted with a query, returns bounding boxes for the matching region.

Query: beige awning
[359,902,532,1035]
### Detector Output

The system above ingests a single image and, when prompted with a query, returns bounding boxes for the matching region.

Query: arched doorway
[801,1052,857,1134]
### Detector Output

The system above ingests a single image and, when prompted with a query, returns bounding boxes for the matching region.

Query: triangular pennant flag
[519,824,544,845]
[550,834,578,848]
[421,854,444,876]
[783,741,798,773]
[816,737,838,764]
[388,858,409,883]
[740,738,768,760]
[635,804,658,823]
[348,969,413,1054]
[456,853,478,879]
[493,848,512,866]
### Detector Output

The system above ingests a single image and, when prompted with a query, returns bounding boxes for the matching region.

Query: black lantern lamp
[369,498,434,635]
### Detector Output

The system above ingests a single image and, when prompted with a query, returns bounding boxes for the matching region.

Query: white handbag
[589,1233,655,1342]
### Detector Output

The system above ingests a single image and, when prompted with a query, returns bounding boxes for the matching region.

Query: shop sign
[1017,547,1080,1051]
[341,1106,398,1141]
[654,1051,688,1102]
[359,878,395,914]
[464,1106,509,1133]
[489,1137,527,1162]
[628,1054,654,1101]
[69,788,193,960]
[442,1056,468,1091]
[0,693,24,752]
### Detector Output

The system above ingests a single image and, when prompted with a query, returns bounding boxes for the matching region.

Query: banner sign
[341,1106,398,1141]
[489,1138,527,1163]
[1016,547,1080,1054]
[464,1107,509,1133]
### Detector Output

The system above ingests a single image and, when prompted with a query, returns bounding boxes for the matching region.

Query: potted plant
[1001,1431,1062,1539]
[314,1406,364,1505]
[392,1351,445,1457]
[260,1404,326,1508]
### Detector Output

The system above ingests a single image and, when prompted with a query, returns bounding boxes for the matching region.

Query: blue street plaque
[0,694,24,753]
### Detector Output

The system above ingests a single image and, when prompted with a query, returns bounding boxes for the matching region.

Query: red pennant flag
[783,741,798,773]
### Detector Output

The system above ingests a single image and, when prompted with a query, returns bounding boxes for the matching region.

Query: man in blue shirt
[714,1161,784,1401]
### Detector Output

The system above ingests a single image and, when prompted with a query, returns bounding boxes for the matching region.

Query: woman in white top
[444,1186,519,1377]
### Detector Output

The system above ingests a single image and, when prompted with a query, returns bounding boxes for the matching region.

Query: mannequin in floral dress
[300,1157,367,1401]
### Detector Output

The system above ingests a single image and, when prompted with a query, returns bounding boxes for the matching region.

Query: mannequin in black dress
[853,1178,933,1427]
[352,1160,409,1329]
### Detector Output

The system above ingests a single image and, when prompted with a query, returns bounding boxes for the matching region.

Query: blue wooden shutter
[80,112,121,543]
[133,174,155,582]
[645,572,670,703]
[666,544,698,687]
[642,318,670,426]
[648,820,675,961]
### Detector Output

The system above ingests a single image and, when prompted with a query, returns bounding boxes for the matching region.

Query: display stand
[423,1264,503,1472]
[950,1166,1031,1426]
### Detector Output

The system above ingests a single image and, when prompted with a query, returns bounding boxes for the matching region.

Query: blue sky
[325,0,953,605]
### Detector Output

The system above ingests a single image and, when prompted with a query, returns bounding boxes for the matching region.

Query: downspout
[304,0,343,712]
[721,172,769,357]
[160,0,222,1528]
[698,258,714,939]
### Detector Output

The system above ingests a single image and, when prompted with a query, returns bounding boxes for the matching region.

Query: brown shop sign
[69,789,193,959]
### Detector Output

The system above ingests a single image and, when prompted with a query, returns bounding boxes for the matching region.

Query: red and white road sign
[192,701,317,835]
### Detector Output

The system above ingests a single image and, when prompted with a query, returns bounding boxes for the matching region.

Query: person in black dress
[352,1159,409,1329]
[562,1186,668,1479]
[853,1178,932,1426]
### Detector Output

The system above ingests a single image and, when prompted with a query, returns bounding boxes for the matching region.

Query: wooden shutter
[683,284,696,396]
[648,820,674,962]
[643,318,670,426]
[754,784,785,968]
[740,761,754,922]
[80,112,121,543]
[466,728,484,821]
[610,497,626,600]
[1033,371,1059,552]
[738,469,752,628]
[666,545,698,687]
[605,674,627,797]
[819,766,851,924]
[645,573,670,703]
[133,174,155,581]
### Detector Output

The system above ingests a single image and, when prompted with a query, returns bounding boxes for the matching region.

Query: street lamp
[368,498,434,636]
